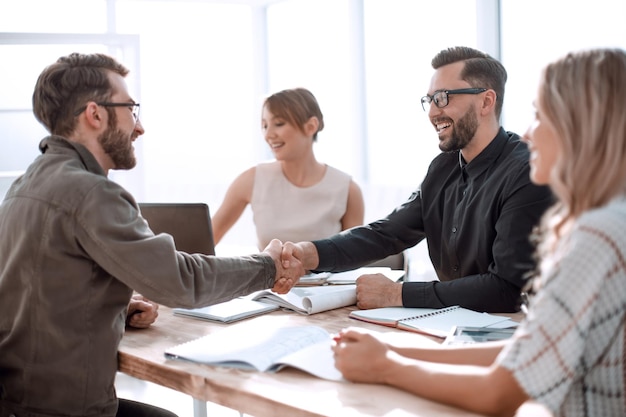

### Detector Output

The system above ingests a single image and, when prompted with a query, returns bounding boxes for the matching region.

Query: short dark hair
[32,52,129,137]
[431,46,507,120]
[263,88,324,141]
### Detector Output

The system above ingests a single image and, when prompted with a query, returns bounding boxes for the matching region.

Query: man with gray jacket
[0,52,302,417]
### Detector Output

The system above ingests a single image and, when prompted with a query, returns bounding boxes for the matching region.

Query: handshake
[263,239,402,309]
[262,239,318,294]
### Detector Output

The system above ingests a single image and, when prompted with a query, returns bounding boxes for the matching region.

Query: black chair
[138,203,215,255]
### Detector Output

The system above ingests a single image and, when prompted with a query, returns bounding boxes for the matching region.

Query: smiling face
[522,89,561,186]
[427,61,482,153]
[261,105,313,160]
[98,72,144,170]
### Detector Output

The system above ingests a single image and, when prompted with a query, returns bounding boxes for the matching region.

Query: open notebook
[165,320,343,381]
[350,306,518,338]
[139,202,215,255]
[174,284,357,323]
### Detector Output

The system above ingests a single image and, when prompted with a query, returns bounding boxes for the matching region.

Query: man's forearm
[401,276,522,312]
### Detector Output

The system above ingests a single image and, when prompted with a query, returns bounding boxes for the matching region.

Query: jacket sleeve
[74,180,276,309]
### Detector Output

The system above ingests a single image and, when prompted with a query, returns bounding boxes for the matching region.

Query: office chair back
[367,252,406,270]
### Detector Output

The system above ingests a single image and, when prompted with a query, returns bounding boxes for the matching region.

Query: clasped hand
[279,241,402,308]
[264,239,306,293]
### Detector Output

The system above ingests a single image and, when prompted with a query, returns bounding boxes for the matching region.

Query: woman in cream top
[212,88,364,250]
[251,160,352,250]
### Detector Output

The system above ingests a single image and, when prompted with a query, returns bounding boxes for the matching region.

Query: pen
[520,292,530,315]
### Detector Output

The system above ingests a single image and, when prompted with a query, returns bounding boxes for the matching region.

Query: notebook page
[397,306,509,337]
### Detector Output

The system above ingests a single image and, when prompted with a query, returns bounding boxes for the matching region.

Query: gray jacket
[0,136,276,417]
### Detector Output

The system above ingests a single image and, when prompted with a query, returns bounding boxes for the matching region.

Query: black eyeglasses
[420,88,487,111]
[74,102,141,121]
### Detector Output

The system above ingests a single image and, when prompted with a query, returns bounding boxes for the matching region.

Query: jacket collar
[39,135,107,177]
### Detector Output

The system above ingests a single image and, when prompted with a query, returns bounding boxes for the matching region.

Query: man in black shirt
[283,46,553,313]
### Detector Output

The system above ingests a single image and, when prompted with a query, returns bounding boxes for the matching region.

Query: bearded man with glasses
[0,52,303,417]
[283,46,553,314]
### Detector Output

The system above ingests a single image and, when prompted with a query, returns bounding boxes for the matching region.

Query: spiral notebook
[349,306,517,338]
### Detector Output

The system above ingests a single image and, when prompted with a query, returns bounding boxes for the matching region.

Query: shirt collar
[462,127,508,179]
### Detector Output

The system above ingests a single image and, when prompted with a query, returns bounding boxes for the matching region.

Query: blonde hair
[536,48,626,256]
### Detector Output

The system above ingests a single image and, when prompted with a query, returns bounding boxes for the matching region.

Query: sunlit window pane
[0,44,111,109]
[0,111,47,171]
[116,1,256,201]
[0,0,106,33]
[501,0,626,136]
[364,0,477,187]
[267,0,355,179]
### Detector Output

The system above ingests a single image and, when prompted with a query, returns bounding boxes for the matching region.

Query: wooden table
[118,305,552,417]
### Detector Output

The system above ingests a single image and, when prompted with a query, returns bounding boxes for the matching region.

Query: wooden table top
[118,304,551,417]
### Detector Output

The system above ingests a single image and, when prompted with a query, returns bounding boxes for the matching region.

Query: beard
[438,106,479,152]
[97,117,136,170]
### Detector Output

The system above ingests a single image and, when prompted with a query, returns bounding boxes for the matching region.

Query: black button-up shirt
[313,128,553,312]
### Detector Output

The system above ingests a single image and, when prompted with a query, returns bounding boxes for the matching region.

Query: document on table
[165,323,344,381]
[248,284,357,315]
[173,298,279,323]
[297,267,404,286]
[173,284,357,323]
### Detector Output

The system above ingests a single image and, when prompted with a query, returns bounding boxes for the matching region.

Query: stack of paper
[297,267,404,286]
[173,298,279,323]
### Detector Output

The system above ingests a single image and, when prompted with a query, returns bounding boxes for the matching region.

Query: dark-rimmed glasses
[420,88,487,111]
[74,102,141,121]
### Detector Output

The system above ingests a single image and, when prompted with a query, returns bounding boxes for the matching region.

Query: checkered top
[499,196,626,417]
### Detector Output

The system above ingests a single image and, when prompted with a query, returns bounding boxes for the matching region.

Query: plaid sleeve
[497,204,626,416]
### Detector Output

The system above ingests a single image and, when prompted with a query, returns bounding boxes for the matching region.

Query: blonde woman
[212,88,364,250]
[332,48,626,417]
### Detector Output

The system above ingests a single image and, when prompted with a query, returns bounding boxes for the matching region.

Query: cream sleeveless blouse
[251,161,351,250]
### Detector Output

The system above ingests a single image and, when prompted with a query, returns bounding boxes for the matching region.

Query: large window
[2,0,625,249]
[363,0,477,188]
[115,1,257,204]
[267,0,356,180]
